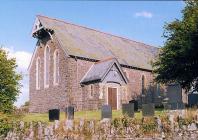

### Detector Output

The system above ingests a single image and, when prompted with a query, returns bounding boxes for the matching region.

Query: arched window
[89,84,94,99]
[36,57,41,90]
[53,50,59,85]
[44,46,50,88]
[142,75,145,95]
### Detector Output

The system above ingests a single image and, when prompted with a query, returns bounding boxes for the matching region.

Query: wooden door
[108,87,117,110]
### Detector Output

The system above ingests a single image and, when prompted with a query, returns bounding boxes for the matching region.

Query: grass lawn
[21,109,165,122]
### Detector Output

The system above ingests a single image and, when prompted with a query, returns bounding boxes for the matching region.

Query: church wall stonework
[29,37,155,112]
[29,36,70,112]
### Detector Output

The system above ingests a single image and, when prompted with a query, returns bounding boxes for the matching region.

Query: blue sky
[0,1,185,106]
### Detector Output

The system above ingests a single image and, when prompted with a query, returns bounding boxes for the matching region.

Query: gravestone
[166,83,183,110]
[65,106,74,120]
[163,103,171,110]
[129,100,138,111]
[164,102,185,110]
[122,103,134,117]
[49,109,60,121]
[101,105,112,119]
[177,102,185,109]
[142,103,155,117]
[188,94,198,107]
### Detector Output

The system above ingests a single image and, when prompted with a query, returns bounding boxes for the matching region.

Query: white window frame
[44,45,50,88]
[89,84,94,99]
[53,49,59,86]
[36,57,41,90]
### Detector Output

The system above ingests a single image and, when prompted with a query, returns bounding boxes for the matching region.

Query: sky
[0,1,185,107]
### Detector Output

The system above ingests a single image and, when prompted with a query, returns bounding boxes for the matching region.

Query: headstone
[142,103,155,117]
[166,83,184,110]
[65,106,74,120]
[188,94,198,107]
[167,83,182,102]
[122,103,134,117]
[163,103,171,110]
[170,103,178,110]
[49,109,60,121]
[166,102,185,110]
[129,100,138,111]
[101,105,112,119]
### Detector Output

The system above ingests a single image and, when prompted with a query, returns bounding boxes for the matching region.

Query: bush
[141,117,157,133]
[0,111,23,137]
[0,113,13,137]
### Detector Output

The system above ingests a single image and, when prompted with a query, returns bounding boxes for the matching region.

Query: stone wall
[29,35,158,113]
[3,111,198,140]
[29,36,70,112]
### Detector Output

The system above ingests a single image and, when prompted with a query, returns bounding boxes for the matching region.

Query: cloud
[134,11,153,18]
[3,47,32,107]
[3,47,32,72]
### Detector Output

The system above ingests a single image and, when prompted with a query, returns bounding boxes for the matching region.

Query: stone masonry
[29,34,156,113]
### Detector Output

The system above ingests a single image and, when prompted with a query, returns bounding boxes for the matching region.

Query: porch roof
[80,58,128,85]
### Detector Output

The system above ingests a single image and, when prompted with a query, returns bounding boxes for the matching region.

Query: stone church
[29,15,162,113]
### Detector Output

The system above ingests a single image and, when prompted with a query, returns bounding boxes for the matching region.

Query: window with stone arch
[36,57,41,90]
[89,84,94,99]
[141,75,146,95]
[44,45,50,88]
[53,49,59,85]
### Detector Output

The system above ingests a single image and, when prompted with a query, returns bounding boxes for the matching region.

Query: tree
[153,0,198,92]
[0,48,22,113]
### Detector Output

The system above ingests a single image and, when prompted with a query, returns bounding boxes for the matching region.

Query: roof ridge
[36,15,157,49]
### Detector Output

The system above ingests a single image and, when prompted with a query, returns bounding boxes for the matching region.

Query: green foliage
[153,0,198,91]
[141,117,157,133]
[0,48,22,113]
[121,115,130,128]
[0,112,23,137]
[0,113,12,136]
[112,118,120,129]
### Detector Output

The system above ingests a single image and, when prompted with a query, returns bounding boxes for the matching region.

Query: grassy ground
[21,109,165,122]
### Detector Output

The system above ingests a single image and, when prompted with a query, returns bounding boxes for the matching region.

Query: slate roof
[80,58,128,84]
[34,15,159,70]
